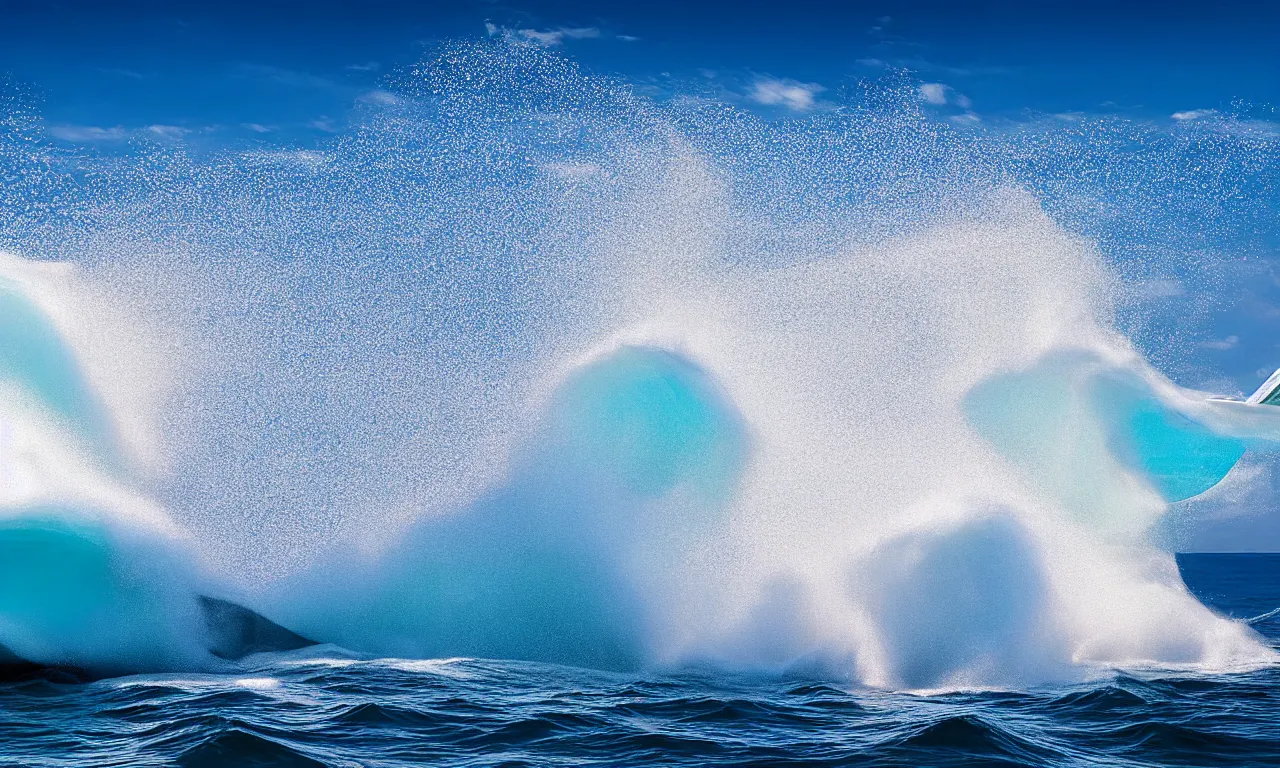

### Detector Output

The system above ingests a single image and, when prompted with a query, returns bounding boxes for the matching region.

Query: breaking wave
[0,40,1276,689]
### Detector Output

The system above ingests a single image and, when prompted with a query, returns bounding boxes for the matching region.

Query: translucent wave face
[1098,378,1247,503]
[539,346,746,501]
[266,345,747,670]
[0,258,212,674]
[0,509,205,672]
[964,350,1250,524]
[0,277,113,462]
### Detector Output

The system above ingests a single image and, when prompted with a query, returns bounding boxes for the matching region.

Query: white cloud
[616,34,639,42]
[309,117,339,133]
[949,112,981,125]
[487,23,610,47]
[358,90,400,106]
[145,125,189,140]
[750,77,824,111]
[242,123,274,133]
[918,83,947,105]
[49,123,192,143]
[47,125,127,142]
[518,27,600,46]
[346,62,380,72]
[1172,109,1217,121]
[1203,335,1240,351]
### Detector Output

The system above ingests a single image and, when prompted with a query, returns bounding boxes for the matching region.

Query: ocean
[0,554,1275,767]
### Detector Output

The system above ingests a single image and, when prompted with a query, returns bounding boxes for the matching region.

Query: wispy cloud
[242,122,275,133]
[616,34,639,42]
[1203,335,1240,351]
[48,123,196,143]
[519,26,600,46]
[309,117,339,133]
[237,64,344,91]
[749,77,824,111]
[486,22,602,47]
[346,62,381,72]
[917,82,973,110]
[145,125,189,141]
[917,83,979,122]
[918,82,947,105]
[47,124,128,142]
[1172,109,1217,121]
[894,56,1012,78]
[357,90,400,106]
[98,67,149,80]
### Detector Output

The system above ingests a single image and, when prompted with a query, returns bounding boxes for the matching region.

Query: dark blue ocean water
[1,553,1278,768]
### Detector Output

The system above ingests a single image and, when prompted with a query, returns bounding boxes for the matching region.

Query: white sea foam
[0,39,1274,688]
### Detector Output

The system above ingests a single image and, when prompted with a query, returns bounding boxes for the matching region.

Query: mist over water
[1,40,1277,690]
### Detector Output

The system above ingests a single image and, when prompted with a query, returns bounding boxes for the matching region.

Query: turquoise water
[0,280,112,459]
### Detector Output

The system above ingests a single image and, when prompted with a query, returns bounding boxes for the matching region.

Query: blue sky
[3,1,1277,148]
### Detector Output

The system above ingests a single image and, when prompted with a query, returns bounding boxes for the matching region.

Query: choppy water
[0,554,1275,768]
